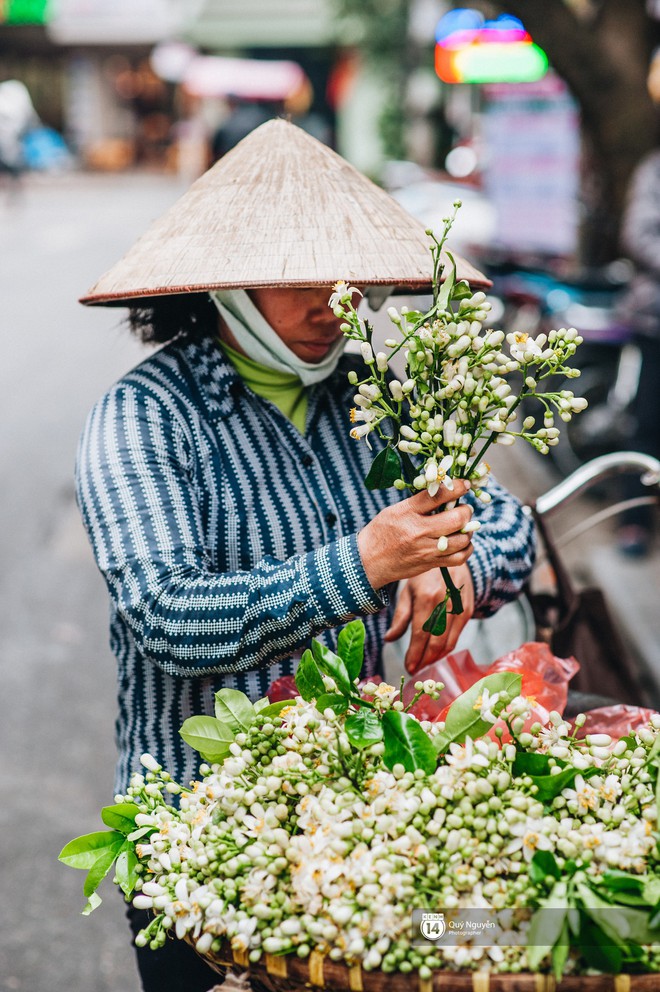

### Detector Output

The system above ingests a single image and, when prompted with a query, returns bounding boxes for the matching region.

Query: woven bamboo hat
[80,119,489,306]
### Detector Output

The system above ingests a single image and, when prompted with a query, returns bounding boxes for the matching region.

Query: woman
[76,120,535,991]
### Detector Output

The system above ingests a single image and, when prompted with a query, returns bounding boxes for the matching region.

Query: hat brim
[80,119,490,306]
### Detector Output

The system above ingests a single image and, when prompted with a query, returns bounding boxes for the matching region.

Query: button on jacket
[76,332,536,793]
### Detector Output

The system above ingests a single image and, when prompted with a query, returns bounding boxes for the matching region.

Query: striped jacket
[76,332,536,793]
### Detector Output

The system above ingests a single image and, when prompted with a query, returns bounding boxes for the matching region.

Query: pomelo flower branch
[59,620,660,980]
[330,203,587,635]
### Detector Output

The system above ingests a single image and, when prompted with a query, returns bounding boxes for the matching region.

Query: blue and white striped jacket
[76,332,535,793]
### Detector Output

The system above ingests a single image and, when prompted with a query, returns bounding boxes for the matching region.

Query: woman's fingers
[431,530,472,555]
[404,563,476,673]
[358,480,477,590]
[433,544,474,568]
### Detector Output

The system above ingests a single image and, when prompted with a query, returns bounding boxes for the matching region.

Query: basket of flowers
[60,620,660,990]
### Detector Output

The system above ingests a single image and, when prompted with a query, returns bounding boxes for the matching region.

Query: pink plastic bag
[572,705,657,739]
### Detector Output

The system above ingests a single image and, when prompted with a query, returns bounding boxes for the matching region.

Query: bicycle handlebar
[530,452,660,518]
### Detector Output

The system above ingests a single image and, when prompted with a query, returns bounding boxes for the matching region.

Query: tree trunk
[487,0,658,264]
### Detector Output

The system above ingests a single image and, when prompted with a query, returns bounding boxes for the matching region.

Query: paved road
[0,171,185,992]
[0,170,658,992]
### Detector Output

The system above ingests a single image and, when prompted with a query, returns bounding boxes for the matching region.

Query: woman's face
[248,287,349,363]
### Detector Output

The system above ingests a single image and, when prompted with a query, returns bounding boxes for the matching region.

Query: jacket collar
[181,334,242,420]
[180,333,358,422]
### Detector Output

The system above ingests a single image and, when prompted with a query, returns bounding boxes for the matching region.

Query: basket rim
[190,936,660,991]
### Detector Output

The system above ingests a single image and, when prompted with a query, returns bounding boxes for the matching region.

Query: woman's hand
[357,481,474,591]
[385,563,475,674]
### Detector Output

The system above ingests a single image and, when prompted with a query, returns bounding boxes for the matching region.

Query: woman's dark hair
[127,293,218,344]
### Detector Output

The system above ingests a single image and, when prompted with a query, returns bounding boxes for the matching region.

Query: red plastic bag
[402,643,580,740]
[267,675,298,703]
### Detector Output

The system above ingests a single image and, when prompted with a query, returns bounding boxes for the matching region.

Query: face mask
[210,289,346,387]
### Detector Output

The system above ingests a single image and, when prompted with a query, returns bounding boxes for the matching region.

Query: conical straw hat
[80,119,489,306]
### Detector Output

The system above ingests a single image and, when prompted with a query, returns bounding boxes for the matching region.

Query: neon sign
[435,9,548,84]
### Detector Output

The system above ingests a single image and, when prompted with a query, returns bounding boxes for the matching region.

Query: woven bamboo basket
[192,939,658,992]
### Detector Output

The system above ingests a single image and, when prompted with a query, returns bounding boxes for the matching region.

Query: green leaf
[364,445,402,491]
[512,751,553,777]
[311,639,353,696]
[316,692,349,716]
[578,919,623,973]
[643,877,660,906]
[551,920,571,980]
[179,715,234,761]
[525,881,571,971]
[529,850,561,885]
[101,802,139,835]
[452,280,473,301]
[436,253,457,312]
[532,765,599,803]
[115,843,140,898]
[59,830,126,870]
[576,882,633,945]
[422,597,448,636]
[295,649,326,702]
[82,892,102,916]
[214,688,255,734]
[647,735,660,765]
[525,885,569,971]
[254,696,271,713]
[83,834,125,897]
[398,451,418,485]
[601,870,646,895]
[257,699,296,719]
[337,620,365,683]
[126,826,152,842]
[381,710,436,773]
[649,904,660,929]
[434,672,522,753]
[345,708,383,749]
[513,750,600,802]
[567,906,581,936]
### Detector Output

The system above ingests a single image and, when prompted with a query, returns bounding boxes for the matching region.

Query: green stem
[422,566,464,635]
[441,566,464,615]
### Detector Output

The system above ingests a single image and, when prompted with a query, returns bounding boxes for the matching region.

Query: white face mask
[209,289,346,387]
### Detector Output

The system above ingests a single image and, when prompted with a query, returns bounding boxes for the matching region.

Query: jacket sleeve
[467,478,536,618]
[75,382,385,680]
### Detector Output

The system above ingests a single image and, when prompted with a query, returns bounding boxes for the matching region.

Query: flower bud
[140,753,161,773]
[360,342,375,364]
[389,380,404,402]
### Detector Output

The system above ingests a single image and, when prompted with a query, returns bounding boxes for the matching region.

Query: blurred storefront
[0,0,372,172]
[0,0,184,169]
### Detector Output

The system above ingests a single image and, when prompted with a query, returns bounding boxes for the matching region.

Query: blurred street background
[2,1,660,991]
